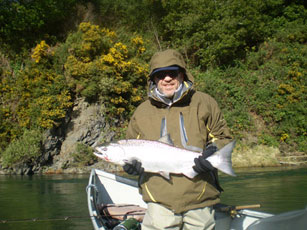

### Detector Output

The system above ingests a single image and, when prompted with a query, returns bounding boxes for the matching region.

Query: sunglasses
[153,70,180,80]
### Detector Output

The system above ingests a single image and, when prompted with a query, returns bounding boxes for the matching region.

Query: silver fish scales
[94,138,236,179]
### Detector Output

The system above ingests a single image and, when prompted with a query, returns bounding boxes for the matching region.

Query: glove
[123,159,144,176]
[193,145,218,173]
[202,145,218,158]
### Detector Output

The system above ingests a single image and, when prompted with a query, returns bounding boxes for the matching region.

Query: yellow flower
[31,40,51,63]
[131,36,144,45]
[280,133,289,142]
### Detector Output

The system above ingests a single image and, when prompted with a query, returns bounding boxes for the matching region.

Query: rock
[0,97,117,175]
[51,98,114,171]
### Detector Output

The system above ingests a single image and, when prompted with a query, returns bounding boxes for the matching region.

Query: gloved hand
[123,159,144,176]
[193,145,218,173]
[202,145,218,158]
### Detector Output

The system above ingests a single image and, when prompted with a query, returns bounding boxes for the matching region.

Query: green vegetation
[71,142,97,167]
[0,0,306,167]
[1,129,42,167]
[0,40,72,150]
[0,0,85,55]
[62,22,149,117]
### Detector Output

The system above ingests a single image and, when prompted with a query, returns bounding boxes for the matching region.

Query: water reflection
[0,167,306,230]
[0,174,91,230]
[220,167,307,214]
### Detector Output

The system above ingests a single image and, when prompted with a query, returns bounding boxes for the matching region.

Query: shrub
[0,41,73,151]
[1,129,42,167]
[71,142,97,167]
[0,0,85,54]
[63,22,149,120]
[195,20,306,152]
[134,0,305,68]
[194,66,253,139]
[246,29,306,151]
[14,65,73,129]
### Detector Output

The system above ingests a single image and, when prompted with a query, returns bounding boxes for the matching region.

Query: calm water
[0,167,307,230]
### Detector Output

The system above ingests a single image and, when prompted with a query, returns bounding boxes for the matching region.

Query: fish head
[94,143,125,165]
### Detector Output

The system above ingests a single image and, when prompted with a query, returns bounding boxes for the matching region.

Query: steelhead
[94,137,236,179]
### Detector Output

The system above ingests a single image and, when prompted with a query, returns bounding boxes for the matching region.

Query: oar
[235,204,261,210]
[214,203,261,217]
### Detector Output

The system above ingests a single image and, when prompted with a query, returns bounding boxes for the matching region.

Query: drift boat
[86,169,306,230]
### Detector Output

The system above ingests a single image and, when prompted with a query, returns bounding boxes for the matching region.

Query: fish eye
[102,147,107,151]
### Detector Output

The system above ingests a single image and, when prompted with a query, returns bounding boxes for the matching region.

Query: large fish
[94,137,236,179]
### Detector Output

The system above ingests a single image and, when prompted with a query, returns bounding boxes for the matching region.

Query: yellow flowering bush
[31,40,54,63]
[280,133,289,142]
[15,67,72,129]
[68,22,116,61]
[0,51,72,148]
[131,36,146,54]
[277,62,305,105]
[1,22,150,164]
[0,67,19,149]
[64,22,148,119]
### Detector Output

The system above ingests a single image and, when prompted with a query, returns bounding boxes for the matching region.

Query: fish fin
[117,139,127,144]
[218,162,237,176]
[207,141,237,177]
[123,159,129,164]
[219,140,236,155]
[123,157,140,165]
[159,171,171,180]
[158,134,174,146]
[184,170,198,179]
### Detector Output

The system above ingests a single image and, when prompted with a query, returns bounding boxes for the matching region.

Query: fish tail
[213,141,236,176]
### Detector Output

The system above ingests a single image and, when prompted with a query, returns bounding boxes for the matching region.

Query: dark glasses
[153,70,180,80]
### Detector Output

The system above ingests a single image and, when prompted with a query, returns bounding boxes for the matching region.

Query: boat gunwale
[87,169,274,230]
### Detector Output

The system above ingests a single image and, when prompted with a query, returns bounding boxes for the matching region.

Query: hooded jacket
[126,49,232,213]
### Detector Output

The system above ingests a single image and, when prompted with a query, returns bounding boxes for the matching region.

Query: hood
[149,49,194,82]
[147,49,194,107]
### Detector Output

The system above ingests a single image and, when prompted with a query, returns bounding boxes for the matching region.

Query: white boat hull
[87,169,306,230]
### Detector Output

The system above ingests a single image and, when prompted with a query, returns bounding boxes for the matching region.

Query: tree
[0,0,85,54]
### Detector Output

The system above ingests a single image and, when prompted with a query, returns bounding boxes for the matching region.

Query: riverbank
[1,142,306,175]
[233,143,307,168]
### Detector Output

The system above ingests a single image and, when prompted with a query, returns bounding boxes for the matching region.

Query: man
[124,49,232,230]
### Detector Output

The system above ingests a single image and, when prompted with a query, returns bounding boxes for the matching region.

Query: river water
[0,167,306,230]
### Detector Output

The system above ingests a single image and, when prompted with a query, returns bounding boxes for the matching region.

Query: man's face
[154,70,184,98]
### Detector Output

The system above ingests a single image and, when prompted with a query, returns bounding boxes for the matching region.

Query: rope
[0,213,145,224]
[0,216,93,224]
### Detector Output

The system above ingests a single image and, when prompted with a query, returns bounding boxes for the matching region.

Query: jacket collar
[148,80,193,107]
